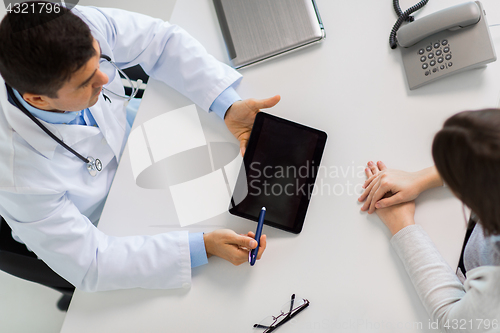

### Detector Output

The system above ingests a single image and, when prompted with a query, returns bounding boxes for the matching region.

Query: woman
[359,109,500,332]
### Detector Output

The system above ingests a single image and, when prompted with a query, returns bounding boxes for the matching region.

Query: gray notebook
[213,0,325,69]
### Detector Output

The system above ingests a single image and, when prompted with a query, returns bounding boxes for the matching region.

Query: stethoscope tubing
[5,84,90,164]
[5,55,137,176]
[100,54,141,101]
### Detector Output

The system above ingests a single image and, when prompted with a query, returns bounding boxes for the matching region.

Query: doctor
[0,2,279,292]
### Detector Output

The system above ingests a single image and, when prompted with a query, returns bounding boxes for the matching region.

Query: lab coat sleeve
[0,190,191,292]
[74,6,242,112]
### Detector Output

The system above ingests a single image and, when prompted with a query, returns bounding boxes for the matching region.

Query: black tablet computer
[229,112,327,233]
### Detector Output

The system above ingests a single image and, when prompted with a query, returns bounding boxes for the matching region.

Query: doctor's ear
[22,93,53,110]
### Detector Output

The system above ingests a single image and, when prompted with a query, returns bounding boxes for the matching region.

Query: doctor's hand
[224,95,281,156]
[204,229,267,266]
[358,161,442,214]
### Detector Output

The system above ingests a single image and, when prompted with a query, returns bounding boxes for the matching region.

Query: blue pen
[249,207,266,266]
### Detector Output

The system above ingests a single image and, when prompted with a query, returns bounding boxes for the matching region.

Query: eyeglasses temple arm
[268,301,310,332]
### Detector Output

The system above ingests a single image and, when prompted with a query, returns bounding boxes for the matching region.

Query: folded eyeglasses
[253,294,310,333]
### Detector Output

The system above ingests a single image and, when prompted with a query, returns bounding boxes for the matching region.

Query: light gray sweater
[391,225,500,333]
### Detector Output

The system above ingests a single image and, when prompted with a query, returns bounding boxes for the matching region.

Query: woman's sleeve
[391,225,500,332]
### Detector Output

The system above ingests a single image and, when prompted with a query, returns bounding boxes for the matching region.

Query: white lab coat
[0,6,242,292]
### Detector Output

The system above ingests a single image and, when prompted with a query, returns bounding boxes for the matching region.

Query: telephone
[396,1,496,90]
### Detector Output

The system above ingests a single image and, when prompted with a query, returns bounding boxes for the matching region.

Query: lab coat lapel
[0,81,101,160]
[89,95,127,160]
[48,122,101,147]
[0,82,59,160]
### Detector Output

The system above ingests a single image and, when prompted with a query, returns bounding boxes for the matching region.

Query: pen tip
[262,207,266,211]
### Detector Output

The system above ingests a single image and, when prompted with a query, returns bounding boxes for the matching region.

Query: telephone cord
[389,0,429,49]
[393,0,416,23]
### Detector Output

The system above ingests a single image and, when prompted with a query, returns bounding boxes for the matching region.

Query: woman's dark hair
[433,109,500,236]
[0,1,95,98]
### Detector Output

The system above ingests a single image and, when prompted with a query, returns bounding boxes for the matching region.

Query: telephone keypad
[416,39,452,77]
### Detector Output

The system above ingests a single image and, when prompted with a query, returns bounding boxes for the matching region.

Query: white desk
[61,1,500,332]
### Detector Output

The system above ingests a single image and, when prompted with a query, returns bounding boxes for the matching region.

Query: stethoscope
[5,55,141,177]
[100,54,142,102]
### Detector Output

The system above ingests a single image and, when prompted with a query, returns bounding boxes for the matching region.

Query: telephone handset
[397,2,480,47]
[395,1,496,90]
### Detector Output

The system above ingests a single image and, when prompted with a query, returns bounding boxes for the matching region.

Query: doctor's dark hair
[432,109,500,236]
[0,1,95,98]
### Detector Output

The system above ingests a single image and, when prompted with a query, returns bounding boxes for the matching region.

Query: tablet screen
[229,112,327,233]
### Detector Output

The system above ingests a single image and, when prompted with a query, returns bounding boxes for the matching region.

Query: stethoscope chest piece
[87,156,102,177]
